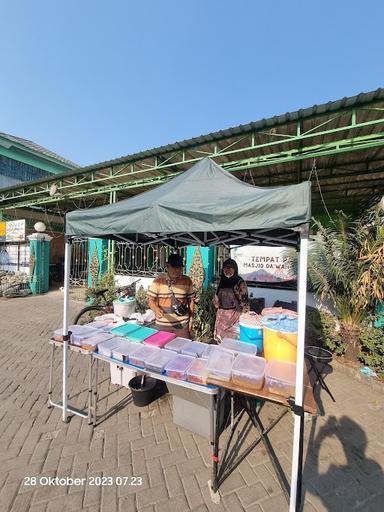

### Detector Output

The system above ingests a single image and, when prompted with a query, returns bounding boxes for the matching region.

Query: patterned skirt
[214,308,241,343]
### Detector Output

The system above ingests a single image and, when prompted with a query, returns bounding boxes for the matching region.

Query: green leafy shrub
[191,285,217,343]
[359,326,384,377]
[305,307,344,354]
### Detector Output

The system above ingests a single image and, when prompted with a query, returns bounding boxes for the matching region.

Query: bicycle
[74,280,140,325]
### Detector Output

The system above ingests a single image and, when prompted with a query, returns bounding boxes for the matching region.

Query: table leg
[47,343,55,408]
[88,354,93,425]
[93,358,99,427]
[211,389,223,493]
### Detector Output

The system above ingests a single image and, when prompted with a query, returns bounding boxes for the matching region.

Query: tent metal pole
[289,226,308,512]
[62,238,71,423]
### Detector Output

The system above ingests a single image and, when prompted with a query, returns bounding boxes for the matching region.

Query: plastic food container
[164,337,192,353]
[181,341,208,358]
[231,353,266,390]
[145,349,177,373]
[144,331,176,348]
[129,345,160,368]
[71,328,103,344]
[110,322,153,340]
[265,359,296,397]
[83,320,112,330]
[186,358,209,385]
[112,339,140,361]
[73,332,114,350]
[97,338,122,357]
[206,347,235,381]
[52,325,98,342]
[164,354,195,380]
[221,338,257,356]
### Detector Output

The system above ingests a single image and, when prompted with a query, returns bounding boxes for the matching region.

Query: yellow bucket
[262,325,297,363]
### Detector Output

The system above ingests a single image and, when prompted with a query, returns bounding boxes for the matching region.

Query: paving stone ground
[0,291,383,512]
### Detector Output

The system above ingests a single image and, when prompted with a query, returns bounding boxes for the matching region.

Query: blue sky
[1,0,383,167]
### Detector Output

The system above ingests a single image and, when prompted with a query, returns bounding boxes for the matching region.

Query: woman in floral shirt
[213,258,249,342]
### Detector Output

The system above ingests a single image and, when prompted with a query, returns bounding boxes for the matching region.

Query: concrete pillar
[27,232,52,294]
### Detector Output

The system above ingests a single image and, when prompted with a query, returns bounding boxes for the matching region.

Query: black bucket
[128,376,164,407]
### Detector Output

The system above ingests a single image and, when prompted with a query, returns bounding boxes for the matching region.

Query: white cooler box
[110,362,136,387]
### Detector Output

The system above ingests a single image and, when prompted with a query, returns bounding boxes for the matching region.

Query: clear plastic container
[73,332,114,350]
[112,339,140,361]
[145,349,177,373]
[83,320,112,330]
[52,325,98,342]
[71,328,102,344]
[164,354,195,380]
[206,347,235,381]
[129,345,160,368]
[164,337,192,353]
[97,338,122,357]
[144,331,176,348]
[181,341,208,358]
[265,359,296,397]
[221,338,257,356]
[186,358,209,385]
[231,353,266,390]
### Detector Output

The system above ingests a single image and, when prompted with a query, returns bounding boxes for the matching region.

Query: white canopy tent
[61,158,312,511]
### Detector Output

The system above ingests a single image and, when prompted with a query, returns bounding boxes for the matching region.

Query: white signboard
[6,219,25,242]
[230,246,296,283]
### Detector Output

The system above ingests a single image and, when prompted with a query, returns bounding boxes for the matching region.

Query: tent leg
[62,238,71,423]
[289,227,308,512]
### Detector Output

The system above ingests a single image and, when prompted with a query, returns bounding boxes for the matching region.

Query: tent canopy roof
[65,158,311,248]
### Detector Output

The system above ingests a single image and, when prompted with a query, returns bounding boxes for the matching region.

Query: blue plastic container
[239,322,263,353]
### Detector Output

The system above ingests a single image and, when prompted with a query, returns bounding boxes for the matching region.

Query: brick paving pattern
[0,291,383,511]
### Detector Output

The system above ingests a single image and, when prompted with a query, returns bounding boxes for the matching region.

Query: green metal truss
[1,103,384,213]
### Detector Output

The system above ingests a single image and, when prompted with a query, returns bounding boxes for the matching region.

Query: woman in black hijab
[213,258,249,342]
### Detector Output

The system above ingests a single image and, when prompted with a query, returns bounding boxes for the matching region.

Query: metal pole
[289,226,308,511]
[62,238,71,423]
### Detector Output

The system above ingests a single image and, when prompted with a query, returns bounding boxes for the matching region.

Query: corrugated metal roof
[0,132,78,168]
[79,87,384,173]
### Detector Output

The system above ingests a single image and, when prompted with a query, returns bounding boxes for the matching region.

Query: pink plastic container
[143,331,176,348]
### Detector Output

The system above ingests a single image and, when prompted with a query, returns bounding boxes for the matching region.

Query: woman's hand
[212,295,219,309]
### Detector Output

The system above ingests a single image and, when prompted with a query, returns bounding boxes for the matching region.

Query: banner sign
[6,219,26,242]
[230,245,296,283]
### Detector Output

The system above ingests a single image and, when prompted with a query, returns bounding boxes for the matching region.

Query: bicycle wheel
[74,306,105,325]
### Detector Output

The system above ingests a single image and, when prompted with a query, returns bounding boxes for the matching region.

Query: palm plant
[309,205,384,361]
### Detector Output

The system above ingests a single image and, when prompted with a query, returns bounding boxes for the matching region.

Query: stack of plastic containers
[129,345,160,368]
[164,337,192,353]
[52,325,98,342]
[221,338,257,356]
[231,353,266,390]
[264,360,296,397]
[206,347,234,381]
[145,349,177,373]
[181,341,208,358]
[164,354,195,380]
[144,331,176,348]
[186,358,209,385]
[98,338,123,357]
[73,332,115,351]
[111,340,140,362]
